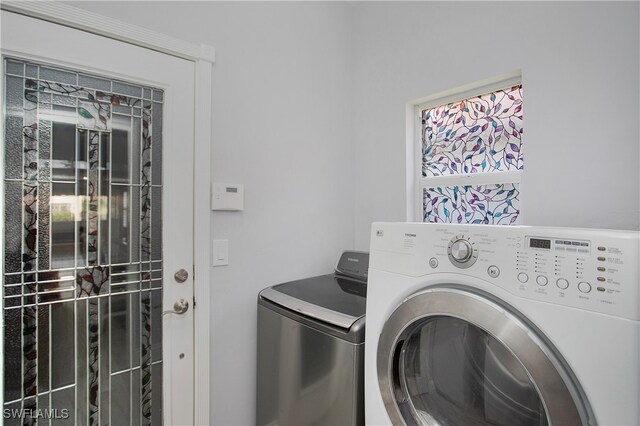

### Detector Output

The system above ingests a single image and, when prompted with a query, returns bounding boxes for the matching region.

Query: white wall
[69,2,354,425]
[353,1,640,248]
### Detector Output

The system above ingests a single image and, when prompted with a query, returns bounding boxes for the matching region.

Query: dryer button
[578,281,592,293]
[429,257,438,269]
[517,272,529,283]
[536,275,548,286]
[556,278,569,290]
[487,265,500,278]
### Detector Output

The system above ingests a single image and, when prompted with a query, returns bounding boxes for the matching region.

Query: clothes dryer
[365,223,639,426]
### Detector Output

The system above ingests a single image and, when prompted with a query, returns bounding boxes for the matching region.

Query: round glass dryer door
[401,316,547,425]
[377,287,593,426]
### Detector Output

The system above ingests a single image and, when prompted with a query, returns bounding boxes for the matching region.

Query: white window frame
[406,70,523,223]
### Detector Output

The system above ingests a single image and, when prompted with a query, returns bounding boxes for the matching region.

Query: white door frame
[0,2,214,424]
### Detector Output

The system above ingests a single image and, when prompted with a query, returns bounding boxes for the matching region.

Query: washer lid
[260,274,366,329]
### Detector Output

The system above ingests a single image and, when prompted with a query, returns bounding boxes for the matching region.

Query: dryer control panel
[370,223,640,320]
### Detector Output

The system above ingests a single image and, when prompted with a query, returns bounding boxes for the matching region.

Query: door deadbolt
[162,299,189,316]
[174,268,189,283]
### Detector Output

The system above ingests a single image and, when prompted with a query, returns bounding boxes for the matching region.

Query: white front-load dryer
[365,222,640,426]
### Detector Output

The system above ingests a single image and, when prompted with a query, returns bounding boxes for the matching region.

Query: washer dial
[447,235,478,269]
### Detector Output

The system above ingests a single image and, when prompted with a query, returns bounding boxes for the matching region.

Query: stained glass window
[419,81,523,225]
[423,183,521,225]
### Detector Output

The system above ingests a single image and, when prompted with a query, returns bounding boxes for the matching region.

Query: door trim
[377,286,595,426]
[0,3,214,424]
[0,2,215,62]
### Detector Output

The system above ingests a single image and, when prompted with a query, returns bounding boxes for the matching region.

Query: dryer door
[377,287,593,426]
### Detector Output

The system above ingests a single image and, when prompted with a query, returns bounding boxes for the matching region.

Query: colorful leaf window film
[3,58,164,426]
[422,85,523,177]
[423,184,521,225]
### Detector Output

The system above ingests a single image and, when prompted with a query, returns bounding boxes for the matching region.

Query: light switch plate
[212,239,229,266]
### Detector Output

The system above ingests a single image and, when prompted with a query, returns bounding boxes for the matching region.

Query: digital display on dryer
[529,238,551,249]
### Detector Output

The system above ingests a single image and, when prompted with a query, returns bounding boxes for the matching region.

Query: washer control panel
[370,223,640,320]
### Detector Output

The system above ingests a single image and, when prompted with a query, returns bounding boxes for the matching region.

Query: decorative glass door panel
[3,58,164,426]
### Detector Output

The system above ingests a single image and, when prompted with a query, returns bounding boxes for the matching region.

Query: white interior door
[1,11,195,425]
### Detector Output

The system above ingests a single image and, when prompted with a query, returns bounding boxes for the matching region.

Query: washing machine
[257,251,369,425]
[365,222,639,426]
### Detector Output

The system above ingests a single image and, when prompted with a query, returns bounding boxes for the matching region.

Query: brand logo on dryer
[405,233,417,237]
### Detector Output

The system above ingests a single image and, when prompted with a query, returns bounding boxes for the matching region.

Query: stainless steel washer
[257,251,368,426]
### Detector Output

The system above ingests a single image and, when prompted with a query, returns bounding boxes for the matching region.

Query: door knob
[162,299,189,316]
[174,268,189,283]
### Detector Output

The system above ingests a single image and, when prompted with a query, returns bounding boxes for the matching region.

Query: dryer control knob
[578,281,592,293]
[448,236,478,269]
[450,240,472,263]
